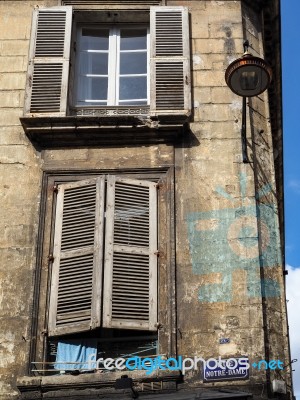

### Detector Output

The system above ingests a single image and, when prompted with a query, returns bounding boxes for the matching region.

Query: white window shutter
[150,6,191,116]
[103,176,158,331]
[48,178,105,337]
[24,7,72,117]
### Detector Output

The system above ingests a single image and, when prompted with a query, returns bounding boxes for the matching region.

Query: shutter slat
[150,6,191,115]
[24,7,72,116]
[103,176,158,331]
[155,12,183,56]
[48,178,105,337]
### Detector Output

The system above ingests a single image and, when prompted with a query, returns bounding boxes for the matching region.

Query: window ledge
[17,369,180,399]
[20,114,189,149]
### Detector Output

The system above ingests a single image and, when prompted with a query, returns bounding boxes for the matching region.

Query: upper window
[23,6,191,118]
[76,26,149,106]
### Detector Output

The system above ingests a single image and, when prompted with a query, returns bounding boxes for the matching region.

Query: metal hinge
[53,185,58,193]
[156,183,164,190]
[47,254,54,262]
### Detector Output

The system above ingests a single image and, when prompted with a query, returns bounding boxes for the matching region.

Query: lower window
[36,174,160,374]
[30,169,176,376]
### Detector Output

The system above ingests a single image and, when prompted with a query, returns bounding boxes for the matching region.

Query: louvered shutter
[150,7,191,116]
[24,7,72,117]
[103,176,158,331]
[48,178,105,337]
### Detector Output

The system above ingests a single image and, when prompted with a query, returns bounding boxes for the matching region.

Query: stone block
[0,201,39,226]
[167,0,206,10]
[190,120,240,140]
[0,19,29,40]
[191,22,209,39]
[0,248,35,273]
[191,51,226,71]
[0,91,21,108]
[0,316,32,397]
[0,56,26,73]
[194,70,226,87]
[0,270,35,318]
[195,36,242,55]
[209,22,243,39]
[44,149,89,162]
[0,40,29,56]
[0,73,26,90]
[193,38,225,54]
[0,144,36,164]
[2,224,37,248]
[211,87,237,103]
[0,108,23,126]
[0,166,41,192]
[212,61,225,70]
[193,87,211,105]
[44,144,174,170]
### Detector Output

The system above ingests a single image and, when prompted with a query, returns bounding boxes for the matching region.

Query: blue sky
[281,0,300,396]
[282,0,300,268]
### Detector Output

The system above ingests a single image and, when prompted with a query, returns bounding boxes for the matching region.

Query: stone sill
[17,369,180,399]
[20,115,189,149]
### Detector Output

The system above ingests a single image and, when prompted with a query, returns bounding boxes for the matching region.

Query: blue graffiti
[186,173,282,302]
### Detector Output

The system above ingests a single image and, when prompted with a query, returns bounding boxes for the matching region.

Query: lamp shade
[225,53,272,97]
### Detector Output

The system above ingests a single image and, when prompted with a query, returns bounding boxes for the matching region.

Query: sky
[281,0,300,396]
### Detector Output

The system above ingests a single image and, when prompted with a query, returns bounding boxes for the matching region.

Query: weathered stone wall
[0,0,290,398]
[243,1,291,390]
[168,0,290,391]
[0,2,53,398]
[172,0,265,386]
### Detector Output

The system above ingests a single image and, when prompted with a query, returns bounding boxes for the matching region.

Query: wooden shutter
[150,6,191,116]
[48,178,105,337]
[103,176,158,331]
[24,7,72,117]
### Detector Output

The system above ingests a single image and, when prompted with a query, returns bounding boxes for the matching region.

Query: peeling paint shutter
[103,176,158,331]
[150,6,191,116]
[48,178,105,337]
[24,7,72,117]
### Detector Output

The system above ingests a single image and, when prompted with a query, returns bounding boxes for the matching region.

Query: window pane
[120,29,147,50]
[119,76,147,101]
[119,100,148,105]
[120,52,147,75]
[81,28,109,51]
[77,76,108,103]
[80,53,108,75]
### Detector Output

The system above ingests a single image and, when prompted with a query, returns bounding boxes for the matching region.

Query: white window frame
[75,24,150,107]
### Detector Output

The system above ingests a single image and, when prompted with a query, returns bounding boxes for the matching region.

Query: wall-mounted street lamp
[225,41,272,163]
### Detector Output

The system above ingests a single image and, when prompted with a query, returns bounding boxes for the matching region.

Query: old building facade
[0,0,292,399]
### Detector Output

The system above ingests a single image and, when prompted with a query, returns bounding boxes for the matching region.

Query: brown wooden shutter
[24,7,72,117]
[48,178,105,337]
[103,176,158,331]
[150,6,191,116]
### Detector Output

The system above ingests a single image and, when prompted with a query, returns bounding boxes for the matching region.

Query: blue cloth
[54,339,97,370]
